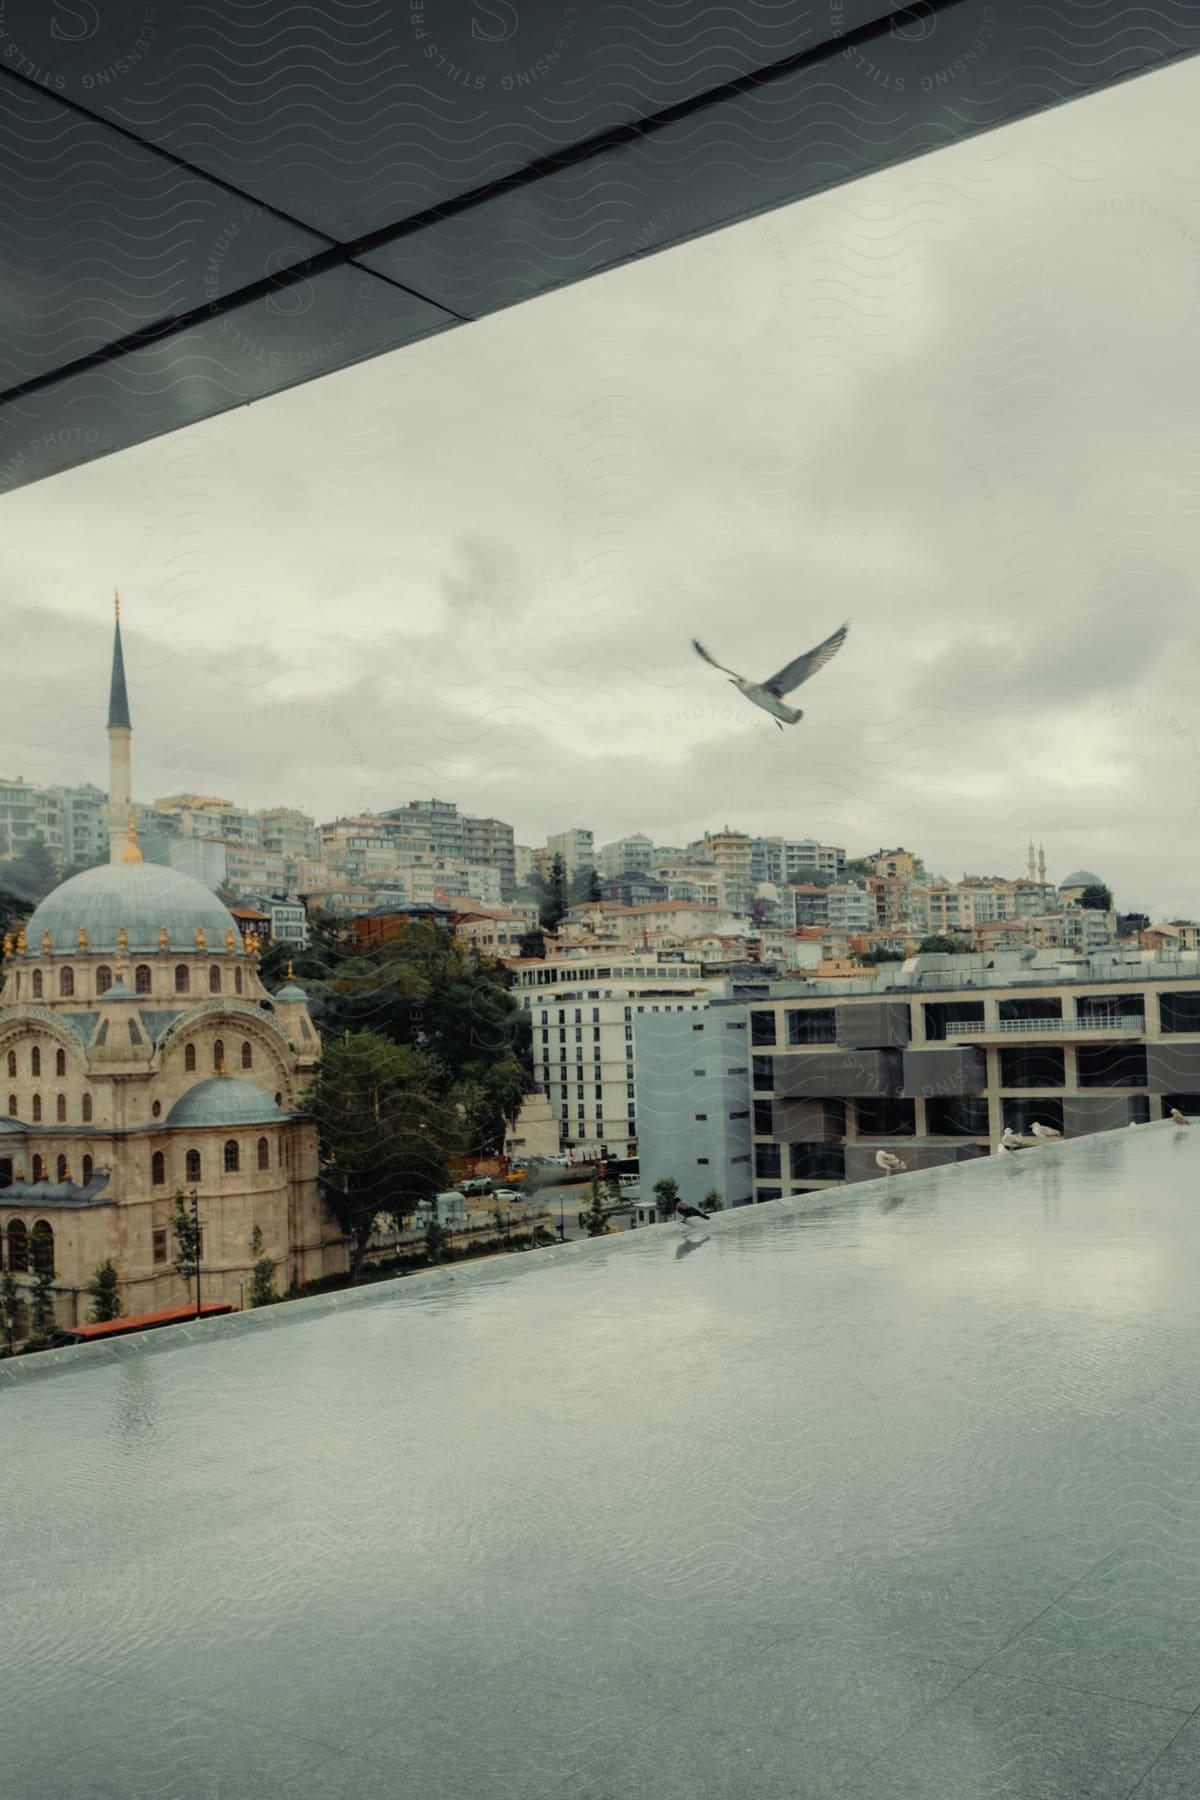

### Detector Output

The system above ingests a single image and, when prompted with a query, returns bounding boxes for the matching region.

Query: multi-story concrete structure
[0,778,66,867]
[547,828,595,880]
[789,885,830,927]
[258,808,320,865]
[825,884,876,934]
[749,837,846,886]
[153,796,263,848]
[460,815,516,898]
[692,829,753,911]
[600,873,669,909]
[597,834,655,880]
[54,785,109,872]
[512,955,728,1157]
[386,798,465,864]
[868,847,925,882]
[731,946,1200,1202]
[635,1010,754,1211]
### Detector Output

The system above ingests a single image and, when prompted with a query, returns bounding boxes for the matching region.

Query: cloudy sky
[2,54,1200,916]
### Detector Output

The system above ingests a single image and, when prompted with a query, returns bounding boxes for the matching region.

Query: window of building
[855,1098,916,1137]
[756,1187,782,1203]
[30,1047,40,1078]
[5,1051,14,1078]
[81,1093,93,1123]
[625,1044,633,1060]
[209,966,221,993]
[30,1219,53,1273]
[153,1228,168,1265]
[31,970,44,998]
[56,1094,66,1123]
[82,1155,93,1184]
[752,1057,773,1092]
[998,1046,1065,1089]
[174,965,189,994]
[575,1027,582,1041]
[31,1094,41,1123]
[695,1112,708,1121]
[729,1109,750,1121]
[257,1136,270,1170]
[7,1219,28,1271]
[184,1043,196,1072]
[692,1068,706,1077]
[750,1010,777,1046]
[754,1143,782,1180]
[623,1006,631,1021]
[135,964,152,994]
[241,1041,252,1069]
[234,968,243,994]
[213,1039,225,1072]
[186,1149,201,1182]
[790,1142,845,1182]
[152,1151,165,1184]
[786,1008,836,1046]
[692,1022,704,1032]
[224,1140,239,1173]
[7,1094,15,1115]
[59,967,75,997]
[54,1048,65,1077]
[627,1083,635,1099]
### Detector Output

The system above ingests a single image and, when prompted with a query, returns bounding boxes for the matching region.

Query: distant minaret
[1038,843,1046,886]
[1027,840,1036,882]
[106,591,133,863]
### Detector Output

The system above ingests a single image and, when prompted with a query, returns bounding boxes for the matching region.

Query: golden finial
[217,1055,227,1078]
[114,588,120,618]
[225,928,235,951]
[78,926,88,950]
[117,926,127,951]
[2,933,11,956]
[122,816,143,864]
[195,926,206,949]
[158,925,168,949]
[15,930,26,955]
[286,961,294,980]
[14,1165,24,1182]
[41,930,51,953]
[113,958,124,982]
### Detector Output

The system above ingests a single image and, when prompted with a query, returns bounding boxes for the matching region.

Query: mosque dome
[25,861,241,955]
[1058,869,1103,891]
[165,1078,285,1128]
[274,980,309,1002]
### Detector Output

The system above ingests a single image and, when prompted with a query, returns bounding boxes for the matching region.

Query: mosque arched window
[56,1095,66,1123]
[31,970,43,998]
[31,1154,44,1182]
[7,1094,15,1116]
[30,1220,54,1272]
[209,966,221,994]
[151,1151,165,1185]
[82,1094,92,1123]
[174,965,190,994]
[185,1149,201,1183]
[184,1043,196,1072]
[135,965,152,994]
[96,965,113,995]
[234,968,243,995]
[6,1051,14,1078]
[31,1095,41,1123]
[257,1136,269,1171]
[241,1041,252,1069]
[56,1155,67,1182]
[213,1039,225,1073]
[59,967,74,997]
[30,1048,40,1077]
[7,1219,27,1272]
[223,1140,240,1173]
[82,1155,93,1184]
[55,1049,66,1077]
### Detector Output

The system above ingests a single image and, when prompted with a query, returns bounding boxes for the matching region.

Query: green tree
[305,1029,458,1281]
[700,1189,724,1215]
[171,1190,202,1304]
[604,1176,621,1208]
[424,1219,452,1264]
[247,1224,278,1307]
[4,833,60,906]
[85,1259,123,1324]
[517,926,546,960]
[844,857,875,882]
[1077,883,1113,912]
[1,1268,28,1354]
[917,935,973,955]
[583,1172,609,1237]
[652,1176,680,1220]
[26,1225,58,1345]
[540,853,569,931]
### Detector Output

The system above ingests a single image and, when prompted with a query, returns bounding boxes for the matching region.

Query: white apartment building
[749,837,846,885]
[513,956,729,1156]
[597,833,656,878]
[825,884,877,933]
[153,795,263,846]
[0,777,67,865]
[547,827,595,878]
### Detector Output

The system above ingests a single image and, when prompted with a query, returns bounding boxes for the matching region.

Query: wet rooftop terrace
[4,1122,1200,1798]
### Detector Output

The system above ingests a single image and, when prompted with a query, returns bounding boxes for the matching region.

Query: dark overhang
[2,0,1197,494]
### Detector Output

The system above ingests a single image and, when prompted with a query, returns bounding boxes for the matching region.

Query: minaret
[1038,843,1046,886]
[1027,840,1036,882]
[106,590,133,863]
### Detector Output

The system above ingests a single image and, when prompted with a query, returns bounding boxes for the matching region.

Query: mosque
[0,603,346,1327]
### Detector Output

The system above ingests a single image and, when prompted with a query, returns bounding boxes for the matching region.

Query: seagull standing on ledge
[675,1200,708,1223]
[692,622,850,729]
[875,1150,906,1174]
[1030,1121,1061,1141]
[1001,1127,1037,1151]
[1170,1108,1191,1127]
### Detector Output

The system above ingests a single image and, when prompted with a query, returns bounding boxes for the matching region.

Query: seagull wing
[762,622,850,697]
[692,638,741,680]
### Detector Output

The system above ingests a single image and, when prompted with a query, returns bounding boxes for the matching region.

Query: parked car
[490,1188,522,1203]
[460,1177,492,1195]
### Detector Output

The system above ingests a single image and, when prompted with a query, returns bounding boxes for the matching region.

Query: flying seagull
[1170,1107,1190,1127]
[1029,1121,1061,1141]
[692,621,850,729]
[875,1150,906,1174]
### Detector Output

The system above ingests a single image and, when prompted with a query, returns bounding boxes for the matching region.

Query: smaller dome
[274,981,308,1001]
[166,1078,285,1128]
[100,977,138,1001]
[1058,869,1103,890]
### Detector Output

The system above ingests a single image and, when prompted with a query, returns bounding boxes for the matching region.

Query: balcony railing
[944,1016,1145,1036]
